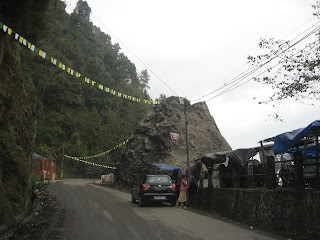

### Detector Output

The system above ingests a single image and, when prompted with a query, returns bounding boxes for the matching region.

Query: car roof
[147,174,170,176]
[147,175,170,177]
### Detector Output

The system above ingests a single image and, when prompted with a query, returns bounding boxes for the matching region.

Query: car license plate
[154,196,165,200]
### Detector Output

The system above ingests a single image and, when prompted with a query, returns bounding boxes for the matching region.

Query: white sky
[66,0,320,150]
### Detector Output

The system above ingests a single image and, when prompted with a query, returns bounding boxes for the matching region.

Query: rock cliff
[117,96,231,186]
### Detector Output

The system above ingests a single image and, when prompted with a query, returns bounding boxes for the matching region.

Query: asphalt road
[48,179,286,240]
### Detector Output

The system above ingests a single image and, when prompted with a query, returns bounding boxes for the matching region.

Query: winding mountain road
[48,179,286,240]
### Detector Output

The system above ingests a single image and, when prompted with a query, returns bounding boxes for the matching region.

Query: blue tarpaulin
[33,153,42,159]
[287,144,320,157]
[274,120,320,154]
[151,163,180,171]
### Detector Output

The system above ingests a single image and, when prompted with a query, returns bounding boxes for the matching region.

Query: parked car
[131,175,177,207]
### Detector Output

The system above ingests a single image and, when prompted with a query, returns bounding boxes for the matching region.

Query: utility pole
[184,98,191,186]
[61,141,65,179]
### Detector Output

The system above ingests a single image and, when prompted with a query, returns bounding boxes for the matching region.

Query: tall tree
[70,0,92,28]
[0,0,50,65]
[247,4,320,104]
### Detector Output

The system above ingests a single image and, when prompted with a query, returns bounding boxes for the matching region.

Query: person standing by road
[188,175,198,206]
[178,175,188,209]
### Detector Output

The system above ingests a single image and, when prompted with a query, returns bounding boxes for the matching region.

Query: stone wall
[195,188,320,239]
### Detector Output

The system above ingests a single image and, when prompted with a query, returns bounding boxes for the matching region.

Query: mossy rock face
[0,36,33,225]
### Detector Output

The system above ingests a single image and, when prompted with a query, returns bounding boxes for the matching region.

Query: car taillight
[142,183,148,192]
[172,184,176,192]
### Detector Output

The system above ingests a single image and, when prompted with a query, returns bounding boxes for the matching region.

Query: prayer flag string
[0,21,160,105]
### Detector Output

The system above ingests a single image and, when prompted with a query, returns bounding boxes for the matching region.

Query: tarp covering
[33,153,43,159]
[200,148,258,168]
[287,144,320,156]
[33,153,53,160]
[274,120,320,154]
[151,163,180,171]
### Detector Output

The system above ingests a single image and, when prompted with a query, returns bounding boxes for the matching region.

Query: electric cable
[193,21,320,103]
[204,38,320,102]
[191,21,320,103]
[91,13,180,97]
[190,13,320,101]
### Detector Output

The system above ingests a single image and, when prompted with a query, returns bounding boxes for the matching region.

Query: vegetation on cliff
[0,0,152,224]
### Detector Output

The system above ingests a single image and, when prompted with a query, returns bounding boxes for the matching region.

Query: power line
[191,19,320,103]
[190,14,320,101]
[91,13,180,97]
[191,21,320,103]
[204,38,320,102]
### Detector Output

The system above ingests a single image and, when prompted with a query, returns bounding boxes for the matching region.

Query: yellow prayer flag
[7,28,12,35]
[38,50,43,57]
[19,36,23,44]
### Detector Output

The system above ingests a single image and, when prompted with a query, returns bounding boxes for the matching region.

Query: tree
[0,0,50,65]
[71,0,91,24]
[247,4,320,104]
[138,70,150,90]
[156,94,167,102]
[248,38,320,103]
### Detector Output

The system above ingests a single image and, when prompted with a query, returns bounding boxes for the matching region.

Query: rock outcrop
[117,96,231,186]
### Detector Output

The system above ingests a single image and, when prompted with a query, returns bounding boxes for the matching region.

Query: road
[49,179,286,240]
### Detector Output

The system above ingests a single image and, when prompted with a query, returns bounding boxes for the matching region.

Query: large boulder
[117,96,231,187]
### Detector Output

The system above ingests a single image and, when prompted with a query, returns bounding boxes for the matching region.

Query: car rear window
[147,176,171,183]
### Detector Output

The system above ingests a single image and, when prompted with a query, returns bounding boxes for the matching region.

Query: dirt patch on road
[4,185,66,240]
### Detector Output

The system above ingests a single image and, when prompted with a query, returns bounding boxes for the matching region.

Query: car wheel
[138,196,144,207]
[170,201,176,207]
[131,193,136,203]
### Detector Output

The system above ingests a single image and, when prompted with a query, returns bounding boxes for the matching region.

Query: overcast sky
[66,0,319,150]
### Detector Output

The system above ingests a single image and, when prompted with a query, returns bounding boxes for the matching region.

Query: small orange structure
[32,153,56,182]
